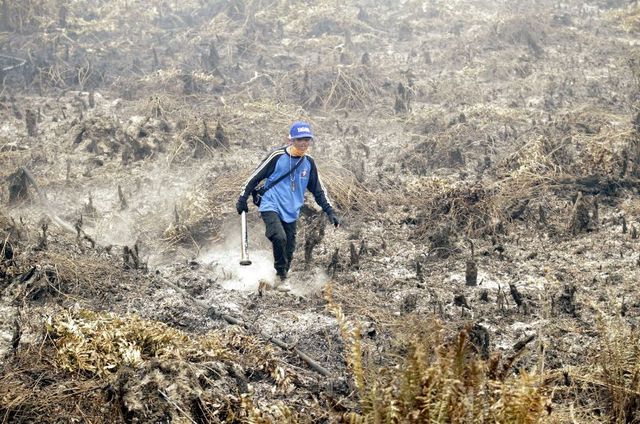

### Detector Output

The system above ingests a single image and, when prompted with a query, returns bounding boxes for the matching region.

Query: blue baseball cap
[289,121,314,139]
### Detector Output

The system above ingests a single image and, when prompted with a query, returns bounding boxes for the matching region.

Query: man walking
[236,121,340,282]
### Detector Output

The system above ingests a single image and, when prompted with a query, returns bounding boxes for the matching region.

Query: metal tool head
[240,211,252,266]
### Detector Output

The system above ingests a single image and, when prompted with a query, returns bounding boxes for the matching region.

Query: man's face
[292,137,312,153]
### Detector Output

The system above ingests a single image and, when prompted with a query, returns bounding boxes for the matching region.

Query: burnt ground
[2,0,640,422]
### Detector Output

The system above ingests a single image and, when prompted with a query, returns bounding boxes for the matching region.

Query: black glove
[236,196,248,214]
[328,213,340,228]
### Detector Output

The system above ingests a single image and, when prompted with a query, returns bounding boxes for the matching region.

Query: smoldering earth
[1,0,640,422]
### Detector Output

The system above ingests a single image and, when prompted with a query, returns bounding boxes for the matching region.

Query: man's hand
[236,197,248,214]
[328,213,340,228]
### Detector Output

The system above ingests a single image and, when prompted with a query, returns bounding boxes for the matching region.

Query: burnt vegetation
[2,0,640,423]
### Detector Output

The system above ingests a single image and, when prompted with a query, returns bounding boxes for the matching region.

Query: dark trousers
[261,211,297,276]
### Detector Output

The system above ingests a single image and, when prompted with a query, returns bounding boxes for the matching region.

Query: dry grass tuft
[575,313,640,423]
[1,308,310,422]
[616,4,640,33]
[321,164,378,217]
[327,288,549,423]
[46,309,211,377]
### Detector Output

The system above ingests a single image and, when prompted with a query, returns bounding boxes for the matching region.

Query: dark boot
[276,268,287,281]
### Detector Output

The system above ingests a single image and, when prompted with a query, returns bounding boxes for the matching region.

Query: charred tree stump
[11,317,21,352]
[194,119,213,158]
[508,283,522,306]
[466,260,478,286]
[358,239,368,256]
[630,113,640,176]
[25,109,37,136]
[123,243,146,271]
[401,293,417,314]
[416,261,424,285]
[496,285,506,312]
[8,168,29,204]
[74,214,95,248]
[568,192,590,235]
[0,240,13,261]
[152,48,159,70]
[393,96,406,114]
[465,239,477,286]
[0,0,10,31]
[58,4,67,27]
[513,334,536,352]
[74,215,83,238]
[553,284,578,317]
[349,242,359,269]
[361,52,371,66]
[11,99,21,119]
[538,203,547,226]
[304,216,326,270]
[621,148,629,177]
[35,222,48,251]
[509,283,524,310]
[214,122,229,149]
[206,42,220,70]
[469,323,490,359]
[327,248,340,277]
[83,193,97,217]
[354,159,366,184]
[181,73,196,95]
[453,293,470,309]
[118,185,128,210]
[479,289,489,302]
[173,205,180,225]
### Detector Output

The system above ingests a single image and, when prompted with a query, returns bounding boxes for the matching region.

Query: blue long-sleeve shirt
[239,147,334,223]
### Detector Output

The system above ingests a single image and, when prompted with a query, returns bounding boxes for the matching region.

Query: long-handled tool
[239,211,252,266]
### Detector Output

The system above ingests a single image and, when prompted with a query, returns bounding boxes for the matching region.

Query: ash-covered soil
[2,0,640,422]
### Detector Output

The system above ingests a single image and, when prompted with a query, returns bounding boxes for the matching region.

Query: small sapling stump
[466,260,478,286]
[465,239,477,286]
[416,261,424,285]
[509,283,524,309]
[358,239,368,256]
[118,185,127,210]
[303,214,325,269]
[469,323,490,359]
[569,193,591,235]
[349,242,359,269]
[554,284,578,317]
[0,240,13,261]
[513,334,536,352]
[479,289,489,302]
[35,222,48,251]
[8,168,29,204]
[453,293,470,309]
[25,108,37,136]
[214,122,229,149]
[327,248,340,277]
[401,293,417,314]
